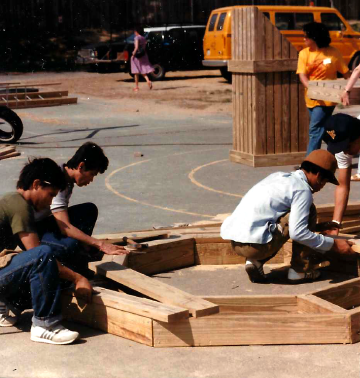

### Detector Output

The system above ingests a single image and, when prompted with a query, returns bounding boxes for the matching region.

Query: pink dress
[131,35,154,75]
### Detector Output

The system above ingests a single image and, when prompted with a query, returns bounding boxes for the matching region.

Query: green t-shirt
[0,192,36,250]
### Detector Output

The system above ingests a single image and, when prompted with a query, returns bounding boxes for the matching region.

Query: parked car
[203,5,360,82]
[76,25,206,80]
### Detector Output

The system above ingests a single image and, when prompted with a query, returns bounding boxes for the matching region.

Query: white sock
[288,268,305,280]
[246,259,261,268]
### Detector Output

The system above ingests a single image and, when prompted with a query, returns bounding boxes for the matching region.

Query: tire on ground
[0,107,23,143]
[149,64,166,81]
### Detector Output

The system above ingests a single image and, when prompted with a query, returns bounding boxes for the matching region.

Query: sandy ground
[4,69,232,117]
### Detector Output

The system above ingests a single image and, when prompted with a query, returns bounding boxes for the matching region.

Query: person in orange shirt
[297,22,350,156]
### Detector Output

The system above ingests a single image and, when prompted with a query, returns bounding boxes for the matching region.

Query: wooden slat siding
[232,9,238,152]
[152,313,349,347]
[273,22,283,154]
[298,83,309,151]
[62,295,154,346]
[281,31,290,153]
[253,9,266,155]
[312,278,360,310]
[265,15,275,155]
[248,9,255,155]
[290,72,299,152]
[255,74,266,154]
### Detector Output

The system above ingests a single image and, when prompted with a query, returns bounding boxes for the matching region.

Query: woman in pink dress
[131,27,154,92]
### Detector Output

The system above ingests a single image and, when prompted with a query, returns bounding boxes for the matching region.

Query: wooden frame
[62,203,360,347]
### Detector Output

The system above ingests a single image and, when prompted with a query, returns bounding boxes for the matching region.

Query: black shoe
[245,260,267,283]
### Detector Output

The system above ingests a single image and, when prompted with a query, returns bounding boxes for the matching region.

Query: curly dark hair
[303,22,331,49]
[65,142,109,174]
[17,158,67,191]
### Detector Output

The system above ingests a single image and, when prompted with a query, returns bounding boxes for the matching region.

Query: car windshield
[125,32,149,43]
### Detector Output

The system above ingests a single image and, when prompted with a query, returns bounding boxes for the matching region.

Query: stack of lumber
[0,82,77,109]
[307,79,360,104]
[0,145,20,160]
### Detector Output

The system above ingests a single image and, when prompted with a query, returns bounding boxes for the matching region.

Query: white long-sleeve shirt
[220,170,334,252]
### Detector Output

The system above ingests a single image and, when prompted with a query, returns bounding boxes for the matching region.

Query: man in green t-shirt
[0,158,93,345]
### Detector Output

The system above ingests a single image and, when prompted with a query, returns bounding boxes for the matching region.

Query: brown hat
[303,149,338,185]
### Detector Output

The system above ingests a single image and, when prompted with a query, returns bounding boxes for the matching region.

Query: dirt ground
[5,69,232,116]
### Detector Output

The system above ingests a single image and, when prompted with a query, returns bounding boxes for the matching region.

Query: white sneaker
[288,268,321,283]
[0,311,18,327]
[31,324,79,345]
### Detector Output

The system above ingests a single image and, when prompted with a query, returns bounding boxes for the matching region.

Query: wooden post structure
[228,7,309,167]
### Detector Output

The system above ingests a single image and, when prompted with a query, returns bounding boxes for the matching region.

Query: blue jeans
[36,203,98,273]
[306,106,335,156]
[0,245,62,327]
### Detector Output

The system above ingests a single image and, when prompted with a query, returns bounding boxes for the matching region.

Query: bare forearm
[58,223,101,249]
[57,260,82,283]
[345,65,360,92]
[333,184,350,223]
[299,73,309,89]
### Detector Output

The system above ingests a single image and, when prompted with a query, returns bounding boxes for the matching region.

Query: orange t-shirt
[297,46,349,108]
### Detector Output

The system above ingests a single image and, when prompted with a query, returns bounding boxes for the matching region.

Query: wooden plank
[126,237,195,275]
[0,152,21,160]
[350,312,360,343]
[0,146,16,156]
[195,242,284,265]
[228,59,298,73]
[307,79,360,105]
[316,202,360,214]
[203,295,298,314]
[0,91,69,101]
[62,294,154,346]
[94,230,169,244]
[88,262,219,318]
[297,294,347,314]
[312,277,360,310]
[0,82,62,88]
[152,313,349,347]
[5,97,77,109]
[63,286,189,323]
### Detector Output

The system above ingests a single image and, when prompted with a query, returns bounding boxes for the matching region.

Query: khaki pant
[231,204,319,273]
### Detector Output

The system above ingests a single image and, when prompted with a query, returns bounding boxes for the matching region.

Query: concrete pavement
[1,73,360,378]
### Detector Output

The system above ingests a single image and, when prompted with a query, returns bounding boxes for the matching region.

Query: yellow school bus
[203,6,360,82]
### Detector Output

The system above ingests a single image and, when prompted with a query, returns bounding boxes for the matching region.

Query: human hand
[316,221,341,235]
[341,90,350,106]
[332,238,355,255]
[99,242,130,255]
[74,275,93,303]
